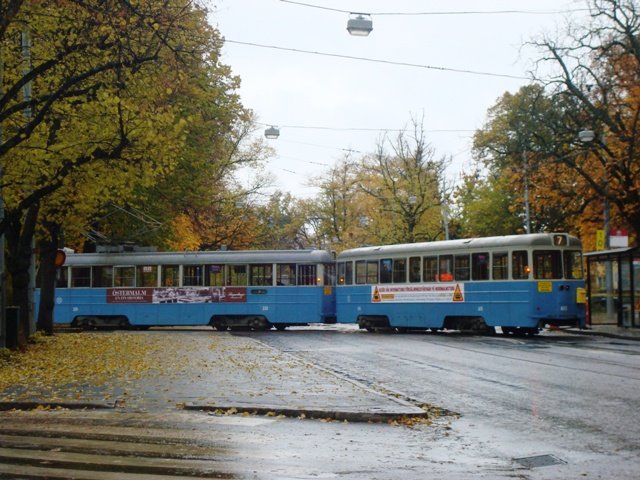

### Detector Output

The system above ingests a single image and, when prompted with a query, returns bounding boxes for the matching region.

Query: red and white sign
[610,228,629,248]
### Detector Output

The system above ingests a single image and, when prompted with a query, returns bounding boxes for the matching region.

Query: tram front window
[533,251,562,279]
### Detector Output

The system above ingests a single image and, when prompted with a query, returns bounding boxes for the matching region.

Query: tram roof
[337,233,581,260]
[63,249,335,266]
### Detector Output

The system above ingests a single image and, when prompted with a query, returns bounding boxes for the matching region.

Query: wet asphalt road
[1,326,638,479]
[247,326,640,479]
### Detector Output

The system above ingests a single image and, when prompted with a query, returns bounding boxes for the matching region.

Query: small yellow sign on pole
[596,230,605,250]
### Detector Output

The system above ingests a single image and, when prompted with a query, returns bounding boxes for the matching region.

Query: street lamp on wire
[347,13,373,36]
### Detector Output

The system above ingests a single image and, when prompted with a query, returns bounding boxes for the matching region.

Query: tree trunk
[36,222,60,335]
[4,204,39,349]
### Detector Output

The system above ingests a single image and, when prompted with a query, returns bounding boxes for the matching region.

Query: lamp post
[579,129,609,249]
[580,128,614,323]
[347,13,373,36]
[522,147,531,234]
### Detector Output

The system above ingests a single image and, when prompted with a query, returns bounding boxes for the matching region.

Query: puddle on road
[203,414,278,427]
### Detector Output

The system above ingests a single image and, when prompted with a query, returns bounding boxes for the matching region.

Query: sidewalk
[567,324,640,341]
[0,331,428,422]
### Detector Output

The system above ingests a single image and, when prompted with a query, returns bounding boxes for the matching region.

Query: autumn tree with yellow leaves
[467,0,640,248]
[1,0,248,343]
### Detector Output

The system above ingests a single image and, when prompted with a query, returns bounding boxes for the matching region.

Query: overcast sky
[211,0,590,200]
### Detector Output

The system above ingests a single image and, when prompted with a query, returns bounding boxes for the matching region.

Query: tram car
[44,249,336,330]
[335,233,586,335]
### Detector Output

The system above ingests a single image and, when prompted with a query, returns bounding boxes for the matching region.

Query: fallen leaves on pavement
[0,332,194,403]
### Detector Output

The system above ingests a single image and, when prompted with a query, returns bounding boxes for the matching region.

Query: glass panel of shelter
[589,259,618,325]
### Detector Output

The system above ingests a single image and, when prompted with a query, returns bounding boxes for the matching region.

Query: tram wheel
[212,319,228,331]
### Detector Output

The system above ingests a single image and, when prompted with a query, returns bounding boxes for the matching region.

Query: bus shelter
[585,247,639,328]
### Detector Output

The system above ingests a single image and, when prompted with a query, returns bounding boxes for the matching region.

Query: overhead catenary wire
[279,0,587,16]
[225,39,529,80]
[256,122,474,134]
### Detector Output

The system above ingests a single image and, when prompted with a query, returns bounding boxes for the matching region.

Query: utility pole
[0,45,5,348]
[523,148,531,234]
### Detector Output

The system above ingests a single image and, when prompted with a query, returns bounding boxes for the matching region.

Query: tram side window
[393,258,407,283]
[56,266,69,288]
[512,251,530,280]
[439,255,454,282]
[533,251,562,279]
[205,264,224,286]
[71,266,91,288]
[564,251,584,279]
[345,261,353,285]
[367,261,378,284]
[423,256,438,282]
[380,259,393,284]
[409,256,421,283]
[454,254,470,281]
[324,263,336,286]
[227,265,247,286]
[355,261,367,284]
[472,253,490,281]
[114,266,135,287]
[337,262,346,285]
[162,265,180,287]
[492,252,508,280]
[250,264,273,286]
[92,266,113,287]
[137,265,158,287]
[277,263,296,286]
[356,260,378,284]
[298,265,317,285]
[183,265,203,286]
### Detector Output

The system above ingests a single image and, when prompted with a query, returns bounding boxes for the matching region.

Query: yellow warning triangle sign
[372,286,382,303]
[452,284,464,302]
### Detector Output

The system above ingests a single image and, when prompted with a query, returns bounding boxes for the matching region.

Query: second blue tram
[45,249,336,330]
[336,233,586,335]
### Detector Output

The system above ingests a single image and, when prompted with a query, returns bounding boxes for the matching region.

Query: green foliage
[454,169,523,237]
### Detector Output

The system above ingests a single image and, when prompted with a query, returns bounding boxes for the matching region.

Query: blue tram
[335,233,586,335]
[44,249,336,330]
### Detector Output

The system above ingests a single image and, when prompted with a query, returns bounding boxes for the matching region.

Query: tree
[471,85,590,236]
[1,0,231,345]
[454,166,523,237]
[308,155,369,250]
[358,117,449,244]
[530,0,640,244]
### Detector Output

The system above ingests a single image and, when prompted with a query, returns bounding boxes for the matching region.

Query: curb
[183,403,429,423]
[0,401,116,411]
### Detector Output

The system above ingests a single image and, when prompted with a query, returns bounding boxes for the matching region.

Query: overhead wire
[279,0,588,16]
[225,39,529,80]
